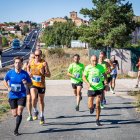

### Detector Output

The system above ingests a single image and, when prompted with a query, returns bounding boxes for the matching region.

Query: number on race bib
[92,77,100,83]
[11,84,21,92]
[32,75,41,82]
[75,73,80,78]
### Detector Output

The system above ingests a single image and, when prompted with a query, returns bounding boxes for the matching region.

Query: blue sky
[0,0,140,23]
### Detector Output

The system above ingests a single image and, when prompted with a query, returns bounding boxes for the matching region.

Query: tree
[79,0,136,49]
[41,21,80,47]
[2,36,8,47]
[22,25,29,35]
[14,25,20,31]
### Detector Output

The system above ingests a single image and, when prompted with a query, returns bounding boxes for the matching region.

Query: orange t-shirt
[30,59,45,88]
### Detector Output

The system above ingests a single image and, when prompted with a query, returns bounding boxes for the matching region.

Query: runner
[27,49,51,124]
[3,56,32,136]
[67,54,85,111]
[83,55,107,126]
[135,57,140,88]
[98,51,108,108]
[22,52,35,121]
[110,55,120,93]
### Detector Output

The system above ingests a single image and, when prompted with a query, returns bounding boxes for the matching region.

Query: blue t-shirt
[4,69,32,99]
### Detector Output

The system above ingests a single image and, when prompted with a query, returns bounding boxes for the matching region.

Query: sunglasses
[35,54,41,57]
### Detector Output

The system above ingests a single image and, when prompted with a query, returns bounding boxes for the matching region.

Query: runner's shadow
[101,119,140,125]
[37,126,119,134]
[104,106,137,110]
[47,114,121,120]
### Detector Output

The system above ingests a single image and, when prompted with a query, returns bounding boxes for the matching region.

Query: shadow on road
[101,119,140,125]
[47,114,121,120]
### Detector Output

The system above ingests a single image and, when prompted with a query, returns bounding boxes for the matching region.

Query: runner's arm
[82,74,90,89]
[67,72,75,78]
[3,80,11,92]
[43,62,51,77]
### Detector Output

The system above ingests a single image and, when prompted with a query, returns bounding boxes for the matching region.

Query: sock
[14,115,22,133]
[40,112,44,118]
[33,107,38,113]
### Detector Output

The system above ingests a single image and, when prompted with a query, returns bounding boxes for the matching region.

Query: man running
[83,55,107,126]
[67,54,85,111]
[4,57,32,136]
[110,55,119,94]
[98,51,108,108]
[135,57,140,88]
[22,52,35,121]
[27,49,51,124]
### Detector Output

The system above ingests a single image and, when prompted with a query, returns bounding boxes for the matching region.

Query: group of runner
[67,51,119,126]
[3,50,120,136]
[3,49,51,136]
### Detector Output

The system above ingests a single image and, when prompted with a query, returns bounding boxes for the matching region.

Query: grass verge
[128,90,140,112]
[0,94,10,119]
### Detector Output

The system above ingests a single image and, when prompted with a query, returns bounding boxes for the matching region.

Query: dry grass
[43,48,89,80]
[128,90,140,112]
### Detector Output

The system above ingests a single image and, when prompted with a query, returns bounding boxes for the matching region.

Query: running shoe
[33,111,39,120]
[96,120,102,126]
[27,115,33,121]
[75,105,79,111]
[100,103,104,109]
[14,131,21,136]
[40,116,45,125]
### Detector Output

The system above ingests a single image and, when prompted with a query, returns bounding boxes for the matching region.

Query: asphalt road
[0,80,140,140]
[1,29,39,67]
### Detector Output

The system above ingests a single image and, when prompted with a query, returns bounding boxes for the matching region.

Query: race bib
[11,84,21,92]
[74,73,80,78]
[92,77,100,83]
[32,75,41,82]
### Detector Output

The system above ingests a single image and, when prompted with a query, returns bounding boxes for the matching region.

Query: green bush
[48,48,65,57]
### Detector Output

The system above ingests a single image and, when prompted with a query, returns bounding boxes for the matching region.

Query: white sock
[40,112,44,117]
[33,107,38,113]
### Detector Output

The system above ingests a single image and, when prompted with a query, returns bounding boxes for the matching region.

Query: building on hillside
[42,18,67,28]
[70,11,89,27]
[42,11,89,28]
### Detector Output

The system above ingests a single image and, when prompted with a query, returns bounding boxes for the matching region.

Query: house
[42,11,89,28]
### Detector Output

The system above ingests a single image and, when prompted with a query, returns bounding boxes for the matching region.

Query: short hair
[73,54,80,58]
[100,51,106,56]
[14,56,23,63]
[35,49,42,55]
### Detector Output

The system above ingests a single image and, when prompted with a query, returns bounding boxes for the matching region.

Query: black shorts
[107,77,112,83]
[9,97,26,109]
[111,74,117,79]
[31,86,46,94]
[72,82,83,89]
[87,90,103,97]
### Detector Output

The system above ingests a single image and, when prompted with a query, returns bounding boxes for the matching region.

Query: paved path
[0,80,140,140]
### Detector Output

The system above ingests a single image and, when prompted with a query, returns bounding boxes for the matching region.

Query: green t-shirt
[83,64,105,91]
[68,62,85,84]
[99,61,107,81]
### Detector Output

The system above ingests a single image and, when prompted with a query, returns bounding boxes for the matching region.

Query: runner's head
[14,56,23,71]
[99,51,106,61]
[34,49,42,61]
[111,55,115,61]
[73,54,80,63]
[90,55,98,66]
